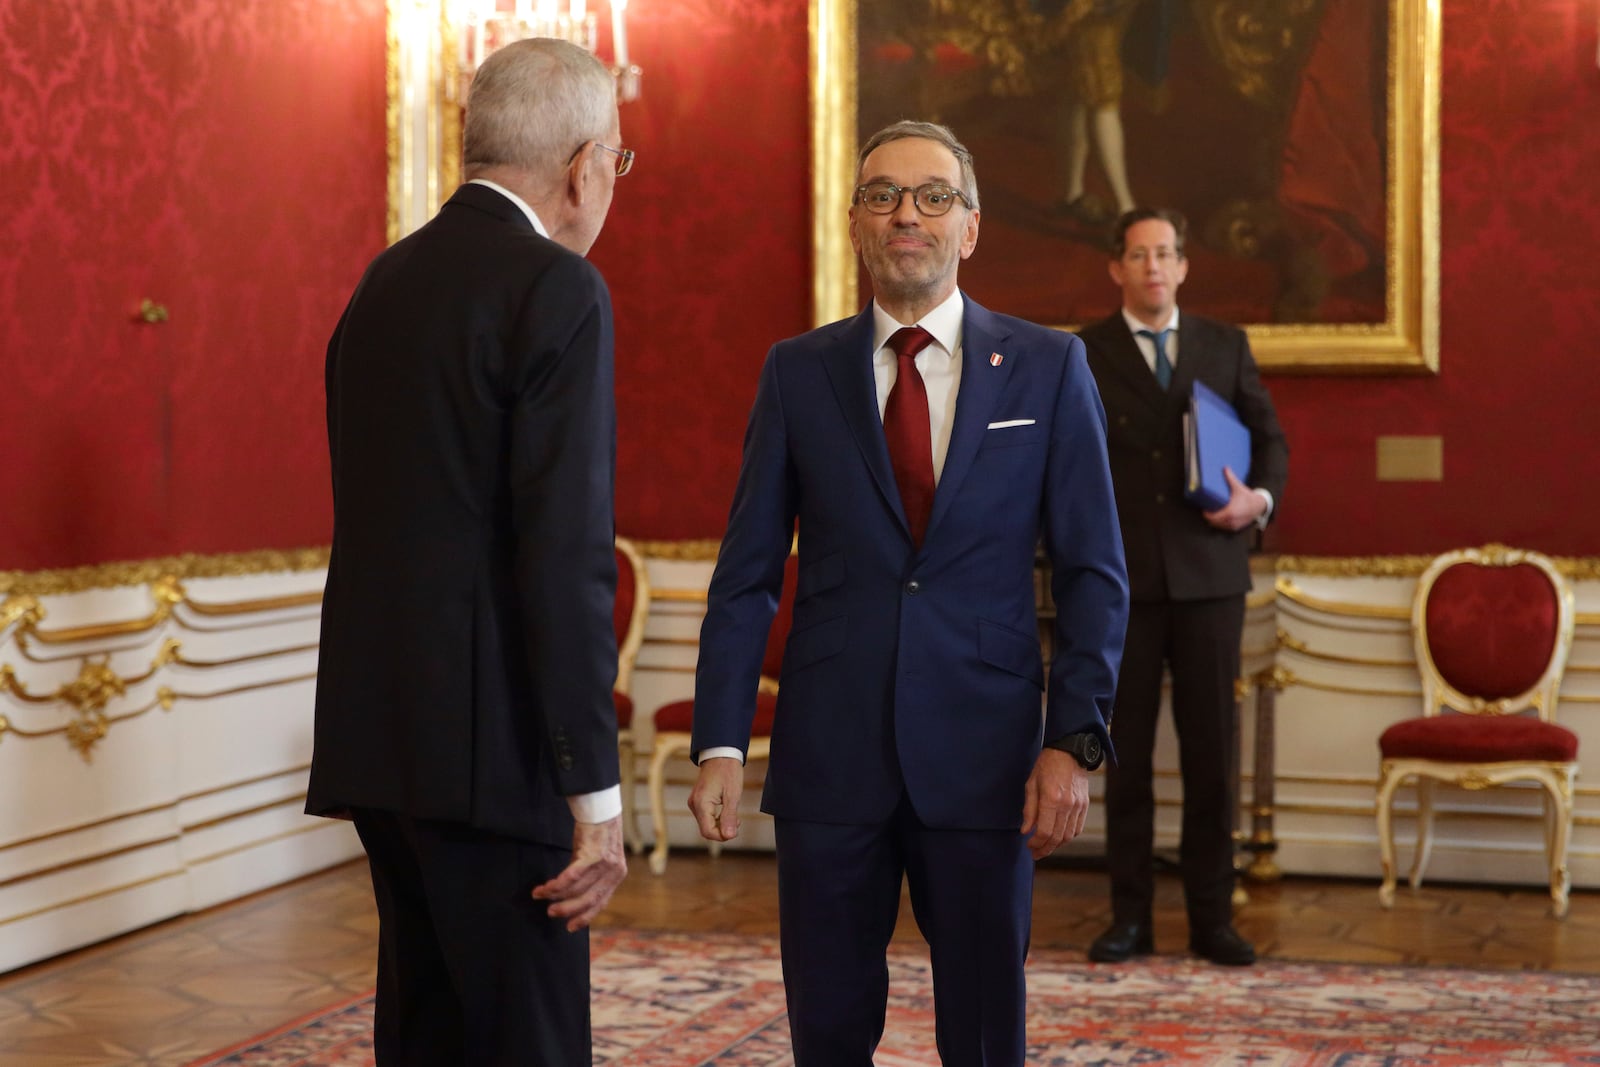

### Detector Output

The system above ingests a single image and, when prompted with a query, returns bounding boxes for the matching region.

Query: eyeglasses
[853,181,971,217]
[568,141,635,177]
[1123,247,1182,265]
[593,142,634,177]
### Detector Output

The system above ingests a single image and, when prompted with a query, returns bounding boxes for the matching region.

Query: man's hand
[1203,467,1268,532]
[531,815,626,932]
[1020,748,1091,860]
[688,756,744,842]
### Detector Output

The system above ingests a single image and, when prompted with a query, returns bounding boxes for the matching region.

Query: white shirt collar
[467,178,550,238]
[1121,306,1180,337]
[871,289,965,357]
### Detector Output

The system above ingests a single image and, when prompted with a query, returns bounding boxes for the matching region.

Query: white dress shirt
[469,179,621,825]
[871,289,966,483]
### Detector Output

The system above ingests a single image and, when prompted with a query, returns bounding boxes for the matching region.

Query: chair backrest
[614,536,650,693]
[758,555,802,690]
[1411,545,1573,720]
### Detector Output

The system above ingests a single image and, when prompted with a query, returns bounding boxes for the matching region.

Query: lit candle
[610,0,628,69]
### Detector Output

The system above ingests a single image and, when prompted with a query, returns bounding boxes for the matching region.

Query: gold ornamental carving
[0,546,329,598]
[1,557,327,760]
[1188,0,1325,108]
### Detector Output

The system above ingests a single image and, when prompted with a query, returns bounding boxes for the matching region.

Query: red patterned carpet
[187,929,1600,1066]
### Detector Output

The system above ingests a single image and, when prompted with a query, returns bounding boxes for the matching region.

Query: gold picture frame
[811,0,1441,373]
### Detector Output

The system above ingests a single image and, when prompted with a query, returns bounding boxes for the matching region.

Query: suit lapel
[924,297,1012,547]
[819,309,909,536]
[1167,316,1206,410]
[1097,317,1169,414]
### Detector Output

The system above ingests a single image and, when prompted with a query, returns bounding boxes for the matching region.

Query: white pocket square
[987,419,1036,429]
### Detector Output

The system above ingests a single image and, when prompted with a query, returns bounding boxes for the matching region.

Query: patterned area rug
[187,929,1600,1066]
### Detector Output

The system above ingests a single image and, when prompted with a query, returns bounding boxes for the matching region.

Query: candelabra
[455,0,641,102]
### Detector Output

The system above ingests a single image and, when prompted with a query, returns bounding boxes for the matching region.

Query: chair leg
[647,734,688,876]
[1409,778,1435,890]
[618,735,645,856]
[1542,774,1574,919]
[1376,765,1401,908]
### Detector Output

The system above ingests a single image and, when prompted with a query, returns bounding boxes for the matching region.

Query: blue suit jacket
[693,295,1129,830]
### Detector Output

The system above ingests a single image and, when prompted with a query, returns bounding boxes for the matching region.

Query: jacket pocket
[781,615,848,676]
[979,422,1044,450]
[977,618,1044,689]
[797,550,845,600]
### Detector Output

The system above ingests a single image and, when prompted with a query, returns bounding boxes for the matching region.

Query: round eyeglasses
[853,181,972,217]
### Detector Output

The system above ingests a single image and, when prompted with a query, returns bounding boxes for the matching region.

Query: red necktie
[883,326,936,547]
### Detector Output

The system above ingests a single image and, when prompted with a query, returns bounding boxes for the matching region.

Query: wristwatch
[1046,731,1104,771]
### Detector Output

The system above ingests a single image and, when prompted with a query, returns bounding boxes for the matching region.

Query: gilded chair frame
[1376,545,1578,916]
[646,680,775,876]
[614,536,651,855]
[646,553,795,876]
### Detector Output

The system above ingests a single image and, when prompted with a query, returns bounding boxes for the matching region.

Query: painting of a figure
[826,0,1438,371]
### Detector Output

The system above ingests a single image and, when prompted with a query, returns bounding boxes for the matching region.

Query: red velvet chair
[613,537,651,855]
[647,556,797,875]
[1377,545,1578,916]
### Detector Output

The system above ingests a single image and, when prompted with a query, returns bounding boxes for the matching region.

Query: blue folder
[1184,380,1252,511]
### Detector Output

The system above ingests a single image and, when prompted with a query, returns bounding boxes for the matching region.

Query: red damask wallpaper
[2,0,1596,571]
[0,0,386,571]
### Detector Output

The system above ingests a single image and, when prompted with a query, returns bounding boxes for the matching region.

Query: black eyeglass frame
[852,181,972,217]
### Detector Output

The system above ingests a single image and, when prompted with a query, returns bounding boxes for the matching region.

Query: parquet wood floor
[1,852,1594,1066]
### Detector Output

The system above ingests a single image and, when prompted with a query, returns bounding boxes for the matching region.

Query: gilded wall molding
[1272,551,1600,581]
[633,539,724,562]
[0,547,330,598]
[1,554,328,761]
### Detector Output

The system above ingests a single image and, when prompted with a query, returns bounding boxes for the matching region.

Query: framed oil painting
[811,0,1440,372]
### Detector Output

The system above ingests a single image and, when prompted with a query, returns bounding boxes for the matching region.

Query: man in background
[688,120,1128,1065]
[1077,207,1288,967]
[307,38,631,1065]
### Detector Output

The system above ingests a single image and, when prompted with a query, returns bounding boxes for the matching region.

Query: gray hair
[463,38,616,179]
[854,120,980,212]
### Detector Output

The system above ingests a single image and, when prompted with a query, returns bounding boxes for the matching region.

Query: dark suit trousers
[352,809,588,1066]
[773,793,1033,1067]
[1102,595,1245,929]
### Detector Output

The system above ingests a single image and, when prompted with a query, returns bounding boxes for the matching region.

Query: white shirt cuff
[696,746,746,765]
[1254,488,1274,529]
[567,784,622,824]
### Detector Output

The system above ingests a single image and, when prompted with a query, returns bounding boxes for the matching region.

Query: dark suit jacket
[692,296,1129,830]
[307,183,619,847]
[1077,312,1288,604]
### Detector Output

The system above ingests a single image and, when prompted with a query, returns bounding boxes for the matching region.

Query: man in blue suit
[687,121,1129,1066]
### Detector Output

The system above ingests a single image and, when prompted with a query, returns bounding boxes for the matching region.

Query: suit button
[1152,449,1162,460]
[1155,493,1166,504]
[905,580,921,595]
[559,754,575,771]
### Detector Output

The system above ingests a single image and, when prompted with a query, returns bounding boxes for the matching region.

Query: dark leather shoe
[1189,924,1256,966]
[1088,921,1153,963]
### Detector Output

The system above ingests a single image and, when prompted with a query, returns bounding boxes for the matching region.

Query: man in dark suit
[1077,207,1289,967]
[687,121,1129,1066]
[306,39,630,1065]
